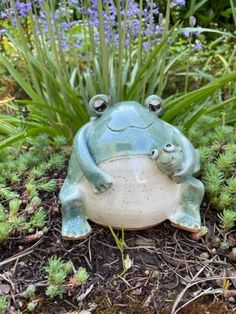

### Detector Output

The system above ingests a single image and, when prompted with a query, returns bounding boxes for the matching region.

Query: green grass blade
[206,97,236,114]
[182,107,207,131]
[179,27,236,39]
[163,71,236,122]
[127,23,178,99]
[0,131,28,149]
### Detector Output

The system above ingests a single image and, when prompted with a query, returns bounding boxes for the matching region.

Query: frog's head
[89,94,163,132]
[151,144,183,175]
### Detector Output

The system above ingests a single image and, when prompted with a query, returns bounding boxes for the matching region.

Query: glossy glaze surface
[81,156,181,229]
[59,95,204,239]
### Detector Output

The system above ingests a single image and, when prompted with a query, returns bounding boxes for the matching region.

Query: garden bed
[1,0,236,313]
[1,174,236,314]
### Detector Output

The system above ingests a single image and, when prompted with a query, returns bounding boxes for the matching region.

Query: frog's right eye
[150,148,159,159]
[144,95,163,115]
[163,144,175,152]
[94,99,108,112]
[89,94,111,116]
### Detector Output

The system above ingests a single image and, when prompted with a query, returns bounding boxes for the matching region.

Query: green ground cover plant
[191,125,236,232]
[0,133,66,242]
[45,256,89,299]
[0,296,7,314]
[18,257,89,311]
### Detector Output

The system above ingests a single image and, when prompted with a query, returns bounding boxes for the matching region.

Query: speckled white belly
[80,156,182,229]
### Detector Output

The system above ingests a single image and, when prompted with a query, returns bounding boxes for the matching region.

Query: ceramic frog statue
[59,94,204,239]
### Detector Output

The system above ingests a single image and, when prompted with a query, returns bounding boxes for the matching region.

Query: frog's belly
[80,156,181,229]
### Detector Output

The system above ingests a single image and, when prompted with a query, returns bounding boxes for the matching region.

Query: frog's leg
[59,181,91,239]
[168,177,204,231]
[171,127,198,182]
[74,122,113,193]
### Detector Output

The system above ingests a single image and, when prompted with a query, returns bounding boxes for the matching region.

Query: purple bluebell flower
[189,16,196,27]
[143,42,150,51]
[173,0,186,7]
[183,31,190,38]
[70,0,78,5]
[193,41,202,50]
[2,0,187,60]
[15,1,32,17]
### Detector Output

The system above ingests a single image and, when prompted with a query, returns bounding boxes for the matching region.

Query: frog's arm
[172,127,197,181]
[73,122,113,193]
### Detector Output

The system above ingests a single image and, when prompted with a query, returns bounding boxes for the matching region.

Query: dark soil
[1,174,236,314]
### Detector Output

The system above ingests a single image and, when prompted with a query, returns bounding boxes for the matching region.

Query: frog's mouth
[107,122,154,132]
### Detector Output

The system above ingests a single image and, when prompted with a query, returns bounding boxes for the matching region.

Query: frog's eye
[94,99,108,112]
[163,144,175,152]
[89,94,111,116]
[144,95,163,115]
[150,148,159,159]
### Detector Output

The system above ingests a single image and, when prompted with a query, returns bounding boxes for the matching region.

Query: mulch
[1,178,236,313]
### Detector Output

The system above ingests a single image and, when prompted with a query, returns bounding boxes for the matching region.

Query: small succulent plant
[191,125,236,233]
[45,256,89,298]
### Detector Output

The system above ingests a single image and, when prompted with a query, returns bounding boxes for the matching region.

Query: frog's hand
[172,128,197,181]
[74,123,113,193]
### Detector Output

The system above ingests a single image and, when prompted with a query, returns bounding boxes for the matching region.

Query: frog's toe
[169,212,201,232]
[93,182,112,194]
[62,219,92,240]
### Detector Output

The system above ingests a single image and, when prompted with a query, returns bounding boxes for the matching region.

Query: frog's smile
[106,122,154,132]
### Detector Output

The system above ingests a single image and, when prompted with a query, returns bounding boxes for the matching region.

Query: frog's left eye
[94,99,108,112]
[89,94,111,116]
[163,144,175,152]
[144,95,163,115]
[150,148,159,159]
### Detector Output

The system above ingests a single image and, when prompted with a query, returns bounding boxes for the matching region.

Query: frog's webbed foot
[62,217,91,240]
[62,205,92,240]
[168,178,204,232]
[59,183,91,240]
[169,211,201,232]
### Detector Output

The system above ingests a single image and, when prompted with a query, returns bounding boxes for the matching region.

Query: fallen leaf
[123,254,133,271]
[0,283,11,294]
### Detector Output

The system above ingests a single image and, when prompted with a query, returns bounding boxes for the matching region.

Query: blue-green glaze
[59,95,204,239]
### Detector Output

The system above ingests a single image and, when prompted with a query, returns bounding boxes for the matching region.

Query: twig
[88,236,92,263]
[171,263,208,314]
[64,299,79,310]
[162,252,195,267]
[171,272,236,314]
[0,273,14,291]
[116,274,133,288]
[0,238,43,269]
[173,230,184,253]
[97,239,159,251]
[174,287,223,313]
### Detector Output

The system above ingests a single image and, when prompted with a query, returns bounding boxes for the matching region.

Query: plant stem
[157,0,170,96]
[184,33,193,93]
[97,0,109,95]
[116,0,125,101]
[230,0,236,28]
